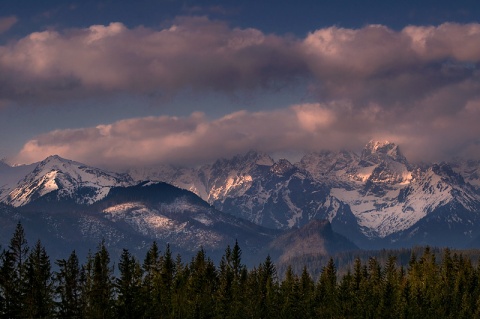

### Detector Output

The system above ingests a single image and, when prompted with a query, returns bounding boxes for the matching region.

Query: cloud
[0,19,478,110]
[13,104,352,168]
[302,23,480,107]
[0,17,305,104]
[0,16,17,34]
[14,97,480,168]
[4,20,480,164]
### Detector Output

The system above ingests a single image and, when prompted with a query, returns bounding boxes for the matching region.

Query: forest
[2,223,480,319]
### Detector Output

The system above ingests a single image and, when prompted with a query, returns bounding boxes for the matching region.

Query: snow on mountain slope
[449,159,480,191]
[122,141,480,245]
[3,155,133,207]
[297,150,358,186]
[126,164,210,200]
[202,151,274,203]
[102,201,223,250]
[322,142,429,237]
[126,151,275,204]
[92,181,277,254]
[122,142,417,237]
[298,141,412,188]
[4,140,480,249]
[0,161,37,198]
[332,158,480,238]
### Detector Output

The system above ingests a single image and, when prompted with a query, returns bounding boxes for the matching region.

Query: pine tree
[216,245,234,319]
[78,250,94,319]
[438,248,454,317]
[254,255,278,319]
[280,265,301,319]
[315,257,338,318]
[350,257,367,316]
[142,241,161,318]
[0,248,14,318]
[22,240,54,318]
[230,240,247,319]
[185,248,218,319]
[116,249,143,319]
[55,250,83,319]
[172,253,188,319]
[379,255,400,319]
[84,240,115,319]
[338,269,355,319]
[298,266,314,318]
[0,222,29,318]
[159,244,175,316]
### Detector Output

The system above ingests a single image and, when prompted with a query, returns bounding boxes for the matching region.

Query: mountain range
[126,140,480,248]
[1,140,480,264]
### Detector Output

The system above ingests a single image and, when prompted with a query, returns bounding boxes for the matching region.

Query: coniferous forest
[3,224,480,318]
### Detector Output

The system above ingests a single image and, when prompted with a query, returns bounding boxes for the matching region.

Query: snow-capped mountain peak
[4,155,134,207]
[217,150,274,168]
[361,140,408,165]
[270,159,294,176]
[4,141,480,250]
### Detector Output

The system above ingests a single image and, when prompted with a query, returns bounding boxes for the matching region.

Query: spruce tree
[159,244,175,316]
[185,248,218,319]
[280,265,301,319]
[0,222,29,318]
[315,257,338,318]
[379,255,400,319]
[216,245,234,319]
[299,266,314,318]
[0,248,14,318]
[172,253,188,319]
[229,240,247,319]
[85,240,115,319]
[55,250,83,319]
[116,249,143,319]
[256,255,278,319]
[22,240,54,318]
[338,270,355,319]
[142,241,161,318]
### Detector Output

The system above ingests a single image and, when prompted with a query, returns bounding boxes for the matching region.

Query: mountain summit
[361,140,408,165]
[2,141,480,250]
[122,141,480,248]
[3,155,133,207]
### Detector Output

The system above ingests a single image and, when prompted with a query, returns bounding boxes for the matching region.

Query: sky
[1,0,480,169]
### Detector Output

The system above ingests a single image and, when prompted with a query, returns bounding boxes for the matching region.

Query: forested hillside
[2,223,480,318]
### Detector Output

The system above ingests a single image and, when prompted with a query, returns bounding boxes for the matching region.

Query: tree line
[2,223,480,318]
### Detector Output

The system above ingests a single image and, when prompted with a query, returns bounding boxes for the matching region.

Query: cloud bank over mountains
[3,17,480,167]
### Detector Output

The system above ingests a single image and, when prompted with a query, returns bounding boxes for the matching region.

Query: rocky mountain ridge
[125,140,480,247]
[1,140,480,249]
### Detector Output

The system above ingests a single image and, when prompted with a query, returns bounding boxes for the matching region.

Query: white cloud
[15,97,480,168]
[3,20,480,164]
[0,17,304,104]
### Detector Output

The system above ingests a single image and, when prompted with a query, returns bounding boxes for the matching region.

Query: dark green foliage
[142,241,161,318]
[0,222,29,318]
[55,250,83,319]
[83,240,115,319]
[5,225,480,318]
[116,249,143,319]
[184,248,218,319]
[315,257,338,317]
[22,240,54,318]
